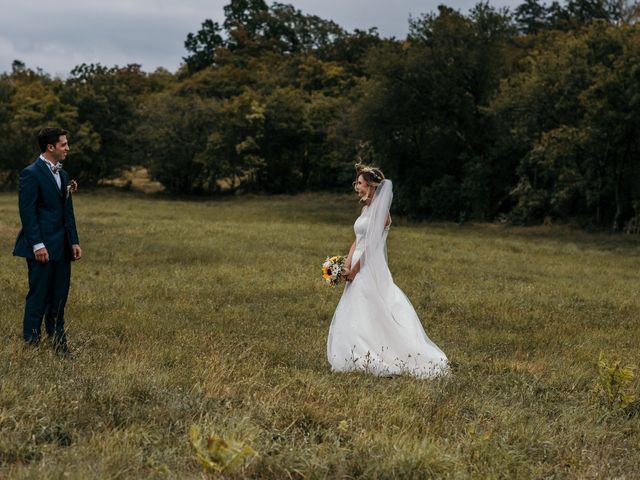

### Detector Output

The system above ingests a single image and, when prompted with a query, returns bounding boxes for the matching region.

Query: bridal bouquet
[322,255,346,286]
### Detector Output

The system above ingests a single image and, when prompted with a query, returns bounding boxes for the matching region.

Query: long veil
[361,179,396,321]
[361,180,445,352]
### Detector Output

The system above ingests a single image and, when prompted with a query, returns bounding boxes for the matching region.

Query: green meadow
[0,191,639,479]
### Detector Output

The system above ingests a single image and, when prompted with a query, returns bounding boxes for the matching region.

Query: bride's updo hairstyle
[354,163,385,203]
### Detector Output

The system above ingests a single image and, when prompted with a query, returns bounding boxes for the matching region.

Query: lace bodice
[352,207,389,265]
[352,212,368,265]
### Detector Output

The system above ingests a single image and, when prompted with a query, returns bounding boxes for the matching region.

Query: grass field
[1,191,639,479]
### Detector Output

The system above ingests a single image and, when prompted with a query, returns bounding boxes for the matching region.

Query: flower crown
[356,164,384,183]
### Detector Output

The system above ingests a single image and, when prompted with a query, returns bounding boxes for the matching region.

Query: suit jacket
[13,158,80,262]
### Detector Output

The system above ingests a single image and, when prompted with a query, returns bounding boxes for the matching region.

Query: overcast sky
[0,0,522,77]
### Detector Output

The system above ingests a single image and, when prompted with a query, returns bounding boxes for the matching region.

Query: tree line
[1,0,639,231]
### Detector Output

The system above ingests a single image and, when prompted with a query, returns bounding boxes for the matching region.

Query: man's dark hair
[38,127,68,153]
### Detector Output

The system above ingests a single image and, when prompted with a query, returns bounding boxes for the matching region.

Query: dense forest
[1,0,639,231]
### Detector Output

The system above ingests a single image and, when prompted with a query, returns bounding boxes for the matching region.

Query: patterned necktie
[50,162,63,174]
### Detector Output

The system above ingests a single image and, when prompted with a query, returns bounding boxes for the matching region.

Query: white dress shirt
[40,155,62,189]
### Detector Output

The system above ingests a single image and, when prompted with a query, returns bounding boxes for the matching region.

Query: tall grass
[1,191,639,478]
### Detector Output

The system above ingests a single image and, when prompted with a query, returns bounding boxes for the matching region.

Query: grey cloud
[0,0,520,76]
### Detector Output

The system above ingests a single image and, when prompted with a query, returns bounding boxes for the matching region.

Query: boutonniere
[66,179,78,199]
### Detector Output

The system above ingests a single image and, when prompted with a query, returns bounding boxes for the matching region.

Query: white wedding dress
[327,180,449,379]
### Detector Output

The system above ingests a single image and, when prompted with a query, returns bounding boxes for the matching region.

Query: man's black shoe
[53,341,72,357]
[23,339,41,351]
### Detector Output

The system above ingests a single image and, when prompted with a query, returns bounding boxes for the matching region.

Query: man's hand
[71,244,82,261]
[34,247,49,263]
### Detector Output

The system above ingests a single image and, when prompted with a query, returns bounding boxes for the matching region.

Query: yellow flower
[322,266,332,279]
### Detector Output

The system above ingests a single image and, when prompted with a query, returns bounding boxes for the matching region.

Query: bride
[327,164,449,378]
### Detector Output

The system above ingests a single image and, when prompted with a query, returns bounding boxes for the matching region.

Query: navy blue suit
[13,158,80,344]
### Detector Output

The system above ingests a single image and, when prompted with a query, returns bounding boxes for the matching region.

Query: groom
[13,127,82,353]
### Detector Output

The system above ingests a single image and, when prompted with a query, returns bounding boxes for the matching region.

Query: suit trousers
[23,259,70,345]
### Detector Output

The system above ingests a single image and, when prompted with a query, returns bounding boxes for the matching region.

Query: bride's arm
[344,241,361,281]
[345,241,356,270]
[345,259,360,281]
